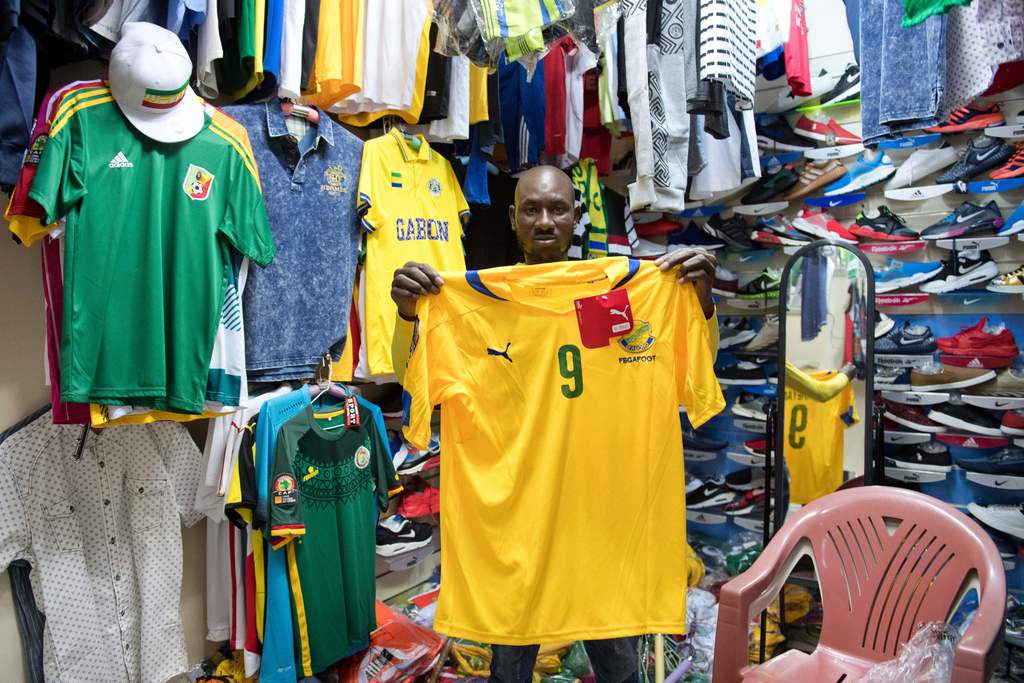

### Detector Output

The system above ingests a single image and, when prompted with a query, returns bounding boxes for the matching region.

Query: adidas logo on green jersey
[108,151,133,169]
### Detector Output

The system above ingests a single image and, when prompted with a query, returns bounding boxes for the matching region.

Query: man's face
[509,168,577,264]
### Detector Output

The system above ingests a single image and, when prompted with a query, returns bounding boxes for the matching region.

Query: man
[389,166,717,683]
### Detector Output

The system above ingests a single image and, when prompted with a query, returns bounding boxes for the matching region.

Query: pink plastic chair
[712,486,1006,682]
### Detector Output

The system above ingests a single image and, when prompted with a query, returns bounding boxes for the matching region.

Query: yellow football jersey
[402,258,724,644]
[784,370,858,504]
[358,130,468,376]
[305,0,364,107]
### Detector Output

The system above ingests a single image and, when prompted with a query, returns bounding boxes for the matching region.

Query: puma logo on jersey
[609,305,630,320]
[487,342,512,363]
[108,151,133,168]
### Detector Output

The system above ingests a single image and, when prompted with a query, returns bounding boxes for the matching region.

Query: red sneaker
[991,142,1024,180]
[792,207,858,244]
[793,113,861,145]
[939,353,1015,370]
[398,483,440,518]
[743,439,766,456]
[924,102,1004,134]
[723,489,765,515]
[1003,410,1024,437]
[936,318,1019,358]
[936,433,1009,449]
[883,400,946,433]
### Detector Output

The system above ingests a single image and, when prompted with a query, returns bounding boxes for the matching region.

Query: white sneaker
[633,237,667,258]
[919,249,999,294]
[766,72,840,114]
[884,144,959,190]
[968,503,1024,540]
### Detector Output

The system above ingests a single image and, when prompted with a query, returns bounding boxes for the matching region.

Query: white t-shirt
[277,0,306,100]
[410,55,471,142]
[196,0,223,99]
[558,42,599,168]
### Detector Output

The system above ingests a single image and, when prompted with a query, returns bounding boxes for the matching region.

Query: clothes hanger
[280,98,320,124]
[307,355,356,430]
[384,116,422,151]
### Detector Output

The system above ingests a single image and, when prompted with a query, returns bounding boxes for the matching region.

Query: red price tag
[573,289,634,349]
[344,396,361,428]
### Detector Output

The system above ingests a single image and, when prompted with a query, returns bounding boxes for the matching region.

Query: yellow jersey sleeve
[468,64,489,124]
[674,284,725,428]
[401,298,461,449]
[447,161,471,229]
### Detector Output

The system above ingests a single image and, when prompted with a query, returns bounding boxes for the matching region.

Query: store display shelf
[804,144,864,161]
[804,192,866,209]
[875,352,934,367]
[937,433,1011,449]
[733,201,789,216]
[732,349,778,362]
[723,297,777,311]
[933,236,1009,251]
[686,509,728,527]
[686,449,720,462]
[876,293,930,307]
[759,151,804,168]
[884,430,933,445]
[732,516,766,534]
[727,451,766,467]
[964,471,1024,491]
[679,205,725,218]
[877,133,942,150]
[885,466,947,484]
[955,177,1024,194]
[743,384,778,397]
[796,98,861,114]
[982,124,1024,139]
[880,390,949,406]
[733,418,767,434]
[962,395,1024,411]
[723,249,777,265]
[857,240,926,255]
[934,290,1011,307]
[375,536,440,575]
[885,184,954,202]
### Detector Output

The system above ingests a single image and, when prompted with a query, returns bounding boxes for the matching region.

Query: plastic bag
[681,588,719,676]
[466,0,577,63]
[860,622,957,683]
[336,601,445,683]
[433,0,494,67]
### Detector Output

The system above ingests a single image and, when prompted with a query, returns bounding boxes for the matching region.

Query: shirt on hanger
[277,0,305,100]
[410,55,471,143]
[304,0,363,107]
[402,258,724,643]
[542,36,572,157]
[498,53,546,173]
[468,63,490,124]
[0,416,203,683]
[195,0,223,98]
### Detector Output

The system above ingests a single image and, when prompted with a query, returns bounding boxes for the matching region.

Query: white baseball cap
[109,22,204,144]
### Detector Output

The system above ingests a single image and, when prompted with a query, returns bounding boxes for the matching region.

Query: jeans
[489,637,640,683]
[860,0,946,144]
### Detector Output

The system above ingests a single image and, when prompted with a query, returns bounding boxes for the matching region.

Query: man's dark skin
[391,165,717,319]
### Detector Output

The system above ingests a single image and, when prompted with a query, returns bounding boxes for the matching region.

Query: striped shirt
[698,0,758,108]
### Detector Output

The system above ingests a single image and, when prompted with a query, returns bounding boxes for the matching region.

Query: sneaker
[823,150,896,195]
[718,361,768,385]
[918,249,999,293]
[939,353,1014,370]
[743,316,780,352]
[850,206,918,242]
[751,215,814,246]
[990,142,1024,180]
[1004,411,1024,437]
[936,433,1009,449]
[793,112,861,145]
[998,204,1024,237]
[885,441,953,473]
[397,445,437,475]
[724,489,766,515]
[742,164,801,204]
[928,402,1004,436]
[719,318,758,348]
[884,143,960,190]
[633,237,668,258]
[876,366,912,391]
[706,214,755,251]
[725,468,765,491]
[910,362,996,391]
[686,476,736,509]
[875,311,896,338]
[766,70,840,113]
[686,473,703,495]
[937,318,1019,358]
[959,446,1024,475]
[713,265,739,297]
[792,207,858,243]
[819,63,860,104]
[925,102,1004,134]
[988,265,1024,293]
[683,429,728,453]
[397,483,441,518]
[755,113,817,152]
[968,502,1024,540]
[919,201,1003,240]
[936,136,1015,183]
[376,515,433,557]
[732,392,769,420]
[743,438,766,456]
[883,400,947,432]
[784,159,848,200]
[873,258,945,293]
[875,321,937,354]
[966,368,1024,397]
[666,221,727,251]
[737,269,782,300]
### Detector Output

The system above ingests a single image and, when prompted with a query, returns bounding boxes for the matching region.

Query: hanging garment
[195,0,223,98]
[557,41,599,168]
[277,0,306,100]
[410,55,471,142]
[402,258,724,643]
[569,158,609,259]
[497,52,546,172]
[478,0,575,61]
[696,0,757,107]
[305,0,365,107]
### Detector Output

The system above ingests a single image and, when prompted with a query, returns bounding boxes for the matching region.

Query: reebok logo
[108,151,133,168]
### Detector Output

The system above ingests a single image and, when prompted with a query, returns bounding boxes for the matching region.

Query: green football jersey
[30,85,275,413]
[270,402,398,674]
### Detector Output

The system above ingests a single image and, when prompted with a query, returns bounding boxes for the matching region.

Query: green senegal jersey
[270,402,399,674]
[29,85,275,413]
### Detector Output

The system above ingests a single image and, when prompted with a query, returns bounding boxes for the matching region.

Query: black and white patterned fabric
[697,0,757,108]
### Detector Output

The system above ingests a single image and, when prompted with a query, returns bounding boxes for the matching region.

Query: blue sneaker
[1000,204,1024,237]
[958,447,1024,476]
[667,221,726,251]
[683,429,728,453]
[873,257,945,293]
[823,150,896,196]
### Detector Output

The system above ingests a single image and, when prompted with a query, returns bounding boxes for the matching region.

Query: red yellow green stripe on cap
[142,79,189,109]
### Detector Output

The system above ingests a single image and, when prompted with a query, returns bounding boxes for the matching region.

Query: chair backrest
[785,486,1004,663]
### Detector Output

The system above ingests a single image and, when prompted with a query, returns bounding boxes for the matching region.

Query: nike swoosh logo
[994,401,1012,408]
[828,200,844,207]
[974,146,1003,162]
[955,209,986,223]
[964,298,981,305]
[740,255,755,262]
[996,480,1009,486]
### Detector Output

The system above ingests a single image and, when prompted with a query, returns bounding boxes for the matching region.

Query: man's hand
[654,248,717,319]
[391,262,444,320]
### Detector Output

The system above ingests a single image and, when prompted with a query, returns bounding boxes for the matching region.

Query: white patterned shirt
[0,414,202,683]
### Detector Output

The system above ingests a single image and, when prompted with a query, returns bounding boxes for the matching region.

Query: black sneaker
[920,201,1003,240]
[375,515,433,557]
[919,249,999,294]
[725,468,765,491]
[958,446,1024,476]
[850,206,918,242]
[928,403,1004,436]
[741,164,800,205]
[874,321,937,354]
[937,136,1015,183]
[756,113,816,152]
[717,361,768,385]
[707,214,755,251]
[732,392,769,420]
[686,476,736,509]
[737,268,782,300]
[885,441,952,472]
[683,430,727,453]
[719,318,757,349]
[820,63,860,104]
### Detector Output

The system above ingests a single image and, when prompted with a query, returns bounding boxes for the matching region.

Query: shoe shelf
[759,151,804,167]
[980,124,1024,139]
[884,430,933,445]
[964,472,1024,491]
[733,201,790,216]
[885,184,955,201]
[733,418,767,434]
[933,236,1010,250]
[962,395,1024,411]
[877,133,943,149]
[732,349,778,361]
[955,177,1024,194]
[742,384,778,397]
[875,352,934,367]
[721,250,777,266]
[876,292,930,307]
[727,451,766,467]
[804,143,864,160]
[803,192,866,209]
[686,509,728,527]
[934,290,1013,306]
[686,449,720,462]
[885,466,948,484]
[723,297,777,311]
[880,390,950,405]
[679,204,724,218]
[376,535,440,574]
[732,516,766,533]
[858,240,926,255]
[795,98,861,114]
